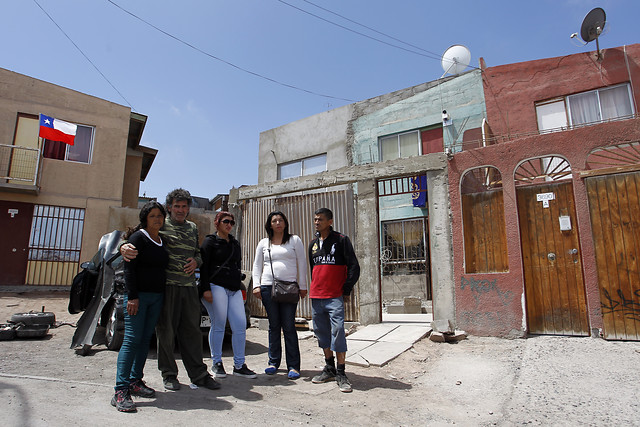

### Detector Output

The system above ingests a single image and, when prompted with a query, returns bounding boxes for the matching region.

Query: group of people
[111,188,360,413]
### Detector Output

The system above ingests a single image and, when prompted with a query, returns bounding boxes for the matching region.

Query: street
[1,292,639,426]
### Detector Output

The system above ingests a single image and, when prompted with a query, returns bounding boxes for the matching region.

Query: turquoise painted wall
[351,70,485,165]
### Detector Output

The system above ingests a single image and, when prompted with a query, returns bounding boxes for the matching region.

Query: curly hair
[165,188,192,207]
[123,201,166,240]
[265,211,291,245]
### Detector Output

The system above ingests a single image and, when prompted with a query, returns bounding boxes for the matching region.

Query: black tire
[0,324,16,341]
[105,303,124,351]
[10,311,56,326]
[15,324,49,338]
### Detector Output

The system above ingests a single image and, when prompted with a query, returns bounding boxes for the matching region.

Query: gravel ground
[1,291,639,426]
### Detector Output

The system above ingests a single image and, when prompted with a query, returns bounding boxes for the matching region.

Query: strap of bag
[267,242,277,282]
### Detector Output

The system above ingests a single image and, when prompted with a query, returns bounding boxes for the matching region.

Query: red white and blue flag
[39,114,77,146]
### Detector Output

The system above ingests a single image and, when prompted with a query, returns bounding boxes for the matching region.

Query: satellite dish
[580,7,606,43]
[579,7,606,60]
[441,45,471,77]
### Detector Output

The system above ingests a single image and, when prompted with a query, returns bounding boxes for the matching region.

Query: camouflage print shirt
[160,217,202,287]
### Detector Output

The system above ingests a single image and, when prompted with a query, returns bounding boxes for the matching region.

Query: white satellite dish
[441,44,471,77]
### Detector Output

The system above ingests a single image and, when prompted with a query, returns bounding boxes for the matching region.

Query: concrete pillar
[354,178,380,325]
[427,168,455,324]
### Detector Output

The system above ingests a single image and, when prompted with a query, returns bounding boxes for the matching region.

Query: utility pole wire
[33,0,134,109]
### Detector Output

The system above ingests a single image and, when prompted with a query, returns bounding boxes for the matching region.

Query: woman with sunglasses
[199,211,256,379]
[252,211,308,379]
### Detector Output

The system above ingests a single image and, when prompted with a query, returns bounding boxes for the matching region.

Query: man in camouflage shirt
[121,189,219,391]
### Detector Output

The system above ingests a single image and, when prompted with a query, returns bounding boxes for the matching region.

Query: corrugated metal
[240,189,358,321]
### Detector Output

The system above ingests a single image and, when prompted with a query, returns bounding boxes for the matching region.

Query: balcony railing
[0,144,41,191]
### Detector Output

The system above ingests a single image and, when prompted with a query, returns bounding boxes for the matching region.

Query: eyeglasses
[221,219,235,225]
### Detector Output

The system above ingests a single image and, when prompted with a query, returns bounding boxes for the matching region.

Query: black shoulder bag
[268,244,300,304]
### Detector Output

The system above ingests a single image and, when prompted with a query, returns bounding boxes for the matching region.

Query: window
[277,153,326,180]
[43,124,94,164]
[536,83,634,132]
[381,218,428,276]
[379,130,420,162]
[28,205,85,263]
[461,167,508,273]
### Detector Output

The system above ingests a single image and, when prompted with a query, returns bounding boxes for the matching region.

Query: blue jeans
[260,285,300,371]
[311,297,347,353]
[115,292,164,390]
[201,284,246,368]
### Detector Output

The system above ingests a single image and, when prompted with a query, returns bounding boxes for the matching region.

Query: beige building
[0,68,156,287]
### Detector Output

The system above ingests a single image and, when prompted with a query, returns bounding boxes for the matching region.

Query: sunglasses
[221,219,235,225]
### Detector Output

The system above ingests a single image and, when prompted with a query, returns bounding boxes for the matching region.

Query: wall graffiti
[460,276,513,306]
[600,288,640,322]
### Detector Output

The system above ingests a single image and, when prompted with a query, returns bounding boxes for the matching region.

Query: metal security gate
[586,171,640,340]
[240,189,357,321]
[377,175,431,311]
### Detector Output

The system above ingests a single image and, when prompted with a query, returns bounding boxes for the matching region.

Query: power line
[276,0,441,61]
[105,0,356,103]
[32,0,134,109]
[280,0,479,70]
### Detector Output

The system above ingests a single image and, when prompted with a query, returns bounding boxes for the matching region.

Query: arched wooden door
[515,157,589,336]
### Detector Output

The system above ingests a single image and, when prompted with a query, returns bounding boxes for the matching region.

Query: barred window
[381,218,427,276]
[28,205,85,262]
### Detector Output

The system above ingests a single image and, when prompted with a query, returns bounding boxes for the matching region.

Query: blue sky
[3,0,638,201]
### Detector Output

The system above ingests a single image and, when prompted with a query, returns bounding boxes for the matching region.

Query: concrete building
[234,70,486,326]
[0,68,156,287]
[449,44,640,340]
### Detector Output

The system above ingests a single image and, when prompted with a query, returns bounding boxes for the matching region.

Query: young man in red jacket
[308,208,360,392]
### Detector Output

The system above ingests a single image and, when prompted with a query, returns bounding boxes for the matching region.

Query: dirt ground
[1,291,639,426]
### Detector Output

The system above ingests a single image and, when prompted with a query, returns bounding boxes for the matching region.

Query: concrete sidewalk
[345,313,433,367]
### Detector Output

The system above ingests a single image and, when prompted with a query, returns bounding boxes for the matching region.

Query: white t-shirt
[252,235,308,290]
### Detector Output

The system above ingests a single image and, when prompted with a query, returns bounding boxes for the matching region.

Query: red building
[449,44,640,340]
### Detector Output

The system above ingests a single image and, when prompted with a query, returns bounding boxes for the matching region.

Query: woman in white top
[252,211,308,379]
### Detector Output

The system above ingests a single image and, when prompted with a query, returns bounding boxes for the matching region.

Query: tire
[105,303,124,351]
[0,324,16,341]
[10,311,56,326]
[15,324,49,338]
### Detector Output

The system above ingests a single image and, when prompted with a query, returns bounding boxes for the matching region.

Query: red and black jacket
[308,229,360,298]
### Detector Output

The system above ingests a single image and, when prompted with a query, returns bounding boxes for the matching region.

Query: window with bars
[28,205,85,262]
[380,218,428,276]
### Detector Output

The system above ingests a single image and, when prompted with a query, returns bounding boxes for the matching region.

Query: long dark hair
[265,211,291,245]
[123,201,166,239]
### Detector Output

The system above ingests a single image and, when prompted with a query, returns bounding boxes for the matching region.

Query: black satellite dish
[579,7,606,60]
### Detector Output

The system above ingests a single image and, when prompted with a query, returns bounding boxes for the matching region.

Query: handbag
[268,245,299,304]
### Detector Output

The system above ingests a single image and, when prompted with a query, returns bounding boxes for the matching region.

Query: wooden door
[517,182,589,335]
[585,171,640,341]
[0,201,33,285]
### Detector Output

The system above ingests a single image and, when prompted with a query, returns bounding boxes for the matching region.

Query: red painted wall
[450,44,640,338]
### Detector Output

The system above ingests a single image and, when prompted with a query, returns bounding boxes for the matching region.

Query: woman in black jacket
[112,201,168,412]
[199,211,256,379]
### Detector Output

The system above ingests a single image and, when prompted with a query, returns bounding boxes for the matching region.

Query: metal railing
[0,144,41,185]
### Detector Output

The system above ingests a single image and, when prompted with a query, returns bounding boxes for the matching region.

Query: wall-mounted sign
[559,215,572,231]
[536,192,555,208]
[8,208,18,218]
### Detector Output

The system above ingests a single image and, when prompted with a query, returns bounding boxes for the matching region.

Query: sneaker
[194,375,221,390]
[111,389,137,412]
[233,364,257,378]
[312,365,337,384]
[212,361,227,378]
[264,365,277,375]
[129,379,155,398]
[163,375,180,391]
[336,372,352,393]
[287,369,300,380]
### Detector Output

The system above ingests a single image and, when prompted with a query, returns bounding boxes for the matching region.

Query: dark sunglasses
[221,219,235,225]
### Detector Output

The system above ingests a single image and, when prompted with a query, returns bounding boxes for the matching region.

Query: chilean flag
[39,114,77,146]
